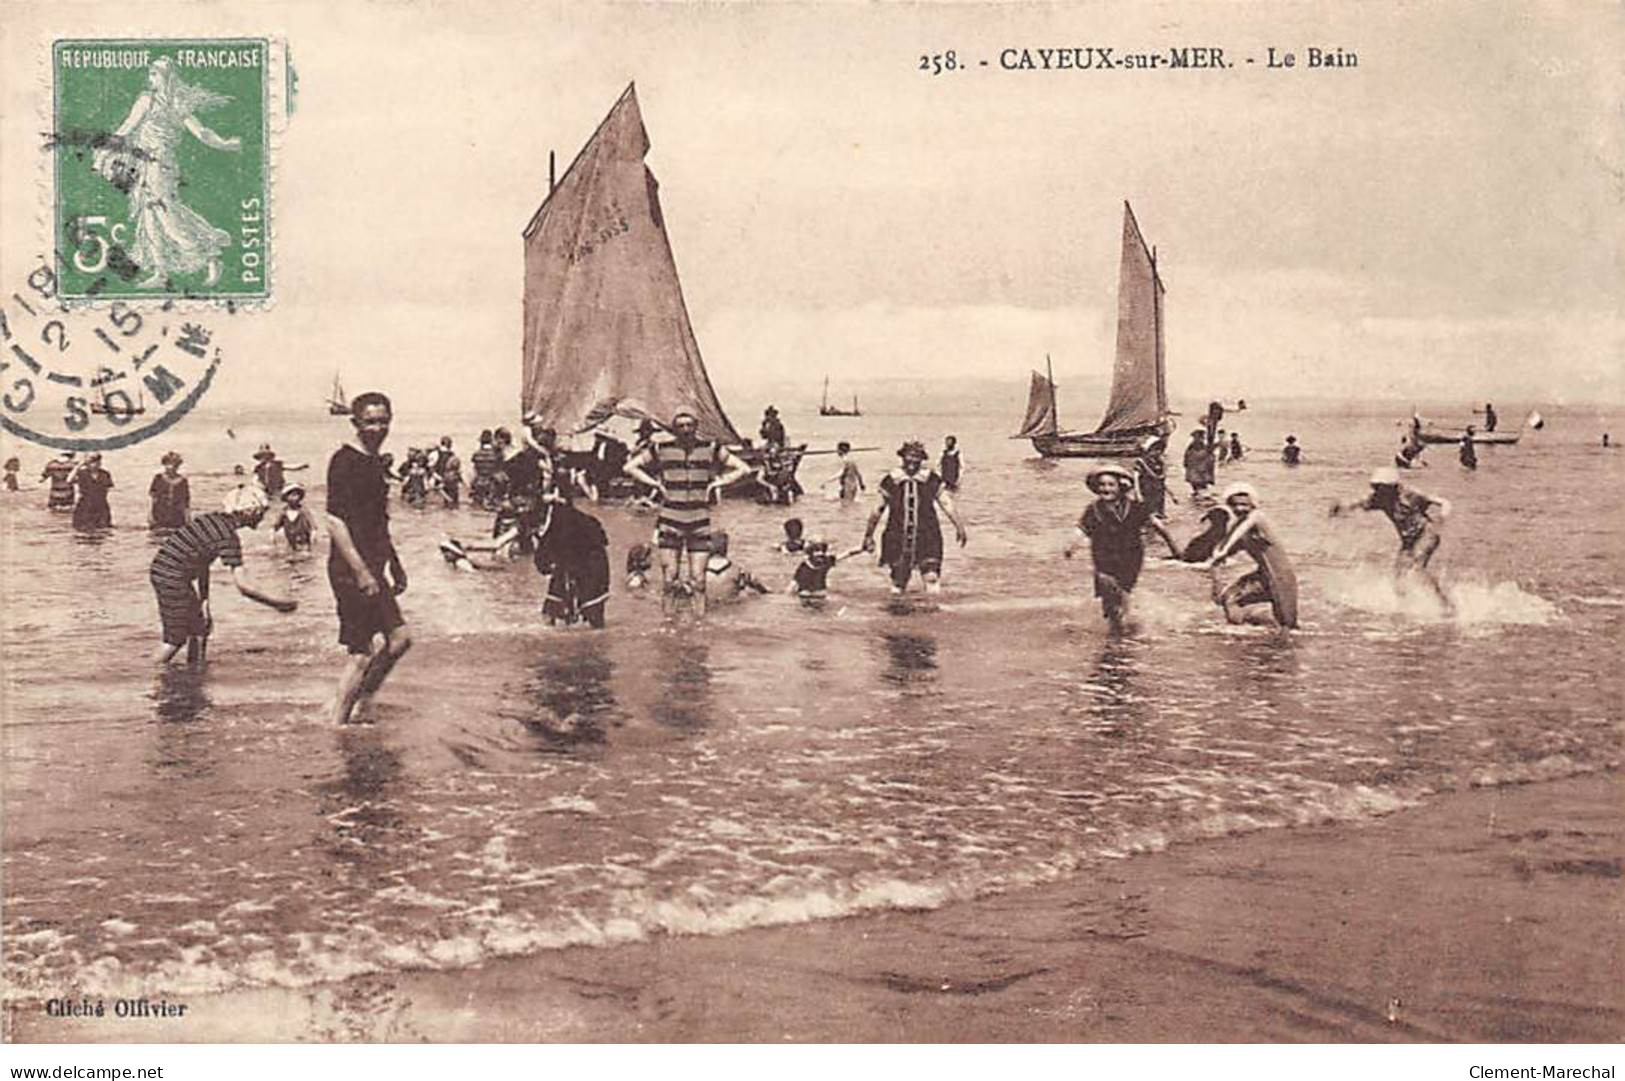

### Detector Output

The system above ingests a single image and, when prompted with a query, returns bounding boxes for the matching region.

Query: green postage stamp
[52,39,273,302]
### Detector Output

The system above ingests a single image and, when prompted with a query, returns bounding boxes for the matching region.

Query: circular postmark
[0,258,226,452]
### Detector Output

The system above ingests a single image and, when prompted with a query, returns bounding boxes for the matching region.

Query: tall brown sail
[1013,369,1058,437]
[521,83,741,444]
[1023,201,1174,459]
[1096,201,1168,434]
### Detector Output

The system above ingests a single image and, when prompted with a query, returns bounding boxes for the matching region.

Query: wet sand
[9,771,1620,1043]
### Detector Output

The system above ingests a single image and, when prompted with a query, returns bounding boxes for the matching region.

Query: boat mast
[1046,354,1058,431]
[822,375,829,410]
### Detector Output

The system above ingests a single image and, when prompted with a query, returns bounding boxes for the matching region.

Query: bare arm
[229,564,295,611]
[184,116,242,152]
[1205,513,1260,566]
[113,93,153,138]
[1146,515,1182,558]
[623,448,660,493]
[935,487,968,545]
[711,448,752,495]
[861,495,887,549]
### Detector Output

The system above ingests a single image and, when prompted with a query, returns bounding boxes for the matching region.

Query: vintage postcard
[0,0,1619,1065]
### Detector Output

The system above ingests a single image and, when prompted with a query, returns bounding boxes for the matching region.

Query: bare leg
[688,549,708,617]
[657,546,680,615]
[333,627,413,724]
[155,642,182,665]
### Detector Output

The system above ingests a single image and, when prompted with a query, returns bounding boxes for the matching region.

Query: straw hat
[1221,482,1259,506]
[1084,464,1135,494]
[253,443,276,460]
[1369,467,1400,487]
[160,450,183,466]
[281,483,307,501]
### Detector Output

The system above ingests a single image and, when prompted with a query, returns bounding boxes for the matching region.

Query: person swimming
[1459,427,1478,470]
[1198,482,1300,628]
[1281,435,1301,466]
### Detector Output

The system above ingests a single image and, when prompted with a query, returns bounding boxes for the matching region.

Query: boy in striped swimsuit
[624,410,750,615]
[149,485,296,665]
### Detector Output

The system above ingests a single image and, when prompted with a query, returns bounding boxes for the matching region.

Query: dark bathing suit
[1080,498,1152,602]
[877,468,946,588]
[326,444,405,654]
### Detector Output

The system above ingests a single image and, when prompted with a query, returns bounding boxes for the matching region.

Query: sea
[2,385,1621,1006]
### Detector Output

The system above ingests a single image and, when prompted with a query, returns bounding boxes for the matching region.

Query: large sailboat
[520,83,801,493]
[1015,202,1175,458]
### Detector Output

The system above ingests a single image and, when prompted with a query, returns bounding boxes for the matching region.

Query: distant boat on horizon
[818,375,860,417]
[327,373,350,415]
[87,375,145,417]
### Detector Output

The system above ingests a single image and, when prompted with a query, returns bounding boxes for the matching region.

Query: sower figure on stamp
[861,440,968,596]
[326,392,412,724]
[149,485,296,666]
[623,410,751,616]
[91,56,242,290]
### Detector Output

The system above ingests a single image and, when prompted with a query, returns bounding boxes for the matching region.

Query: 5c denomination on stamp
[51,39,272,303]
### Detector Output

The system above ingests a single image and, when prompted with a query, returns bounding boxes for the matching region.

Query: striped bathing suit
[647,439,719,552]
[149,512,243,645]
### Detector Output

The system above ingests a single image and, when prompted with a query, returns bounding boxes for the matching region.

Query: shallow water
[3,390,1621,1000]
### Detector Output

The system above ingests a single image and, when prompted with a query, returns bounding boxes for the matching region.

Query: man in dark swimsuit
[1063,464,1178,628]
[326,391,412,724]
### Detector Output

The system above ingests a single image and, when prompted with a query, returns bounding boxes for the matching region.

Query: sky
[2,1,1620,420]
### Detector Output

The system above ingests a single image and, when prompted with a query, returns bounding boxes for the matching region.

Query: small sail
[1015,370,1058,437]
[1095,202,1168,434]
[521,84,741,444]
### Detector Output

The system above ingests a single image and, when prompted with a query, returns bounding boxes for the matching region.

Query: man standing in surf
[326,391,413,723]
[624,410,752,616]
[1063,464,1178,629]
[861,440,968,596]
[1197,482,1299,628]
[1330,467,1454,614]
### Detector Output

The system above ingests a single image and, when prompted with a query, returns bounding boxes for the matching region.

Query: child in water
[788,538,862,601]
[1063,464,1179,629]
[272,484,316,550]
[625,542,655,590]
[3,457,20,492]
[704,532,769,604]
[775,517,806,554]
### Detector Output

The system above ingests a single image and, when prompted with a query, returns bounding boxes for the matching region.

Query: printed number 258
[919,51,958,75]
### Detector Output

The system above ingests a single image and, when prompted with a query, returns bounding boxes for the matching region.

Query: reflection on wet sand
[316,732,406,873]
[515,637,617,748]
[651,636,714,731]
[878,631,938,690]
[149,667,214,780]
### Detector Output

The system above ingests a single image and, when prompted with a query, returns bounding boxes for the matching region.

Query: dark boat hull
[818,407,861,417]
[1031,422,1173,459]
